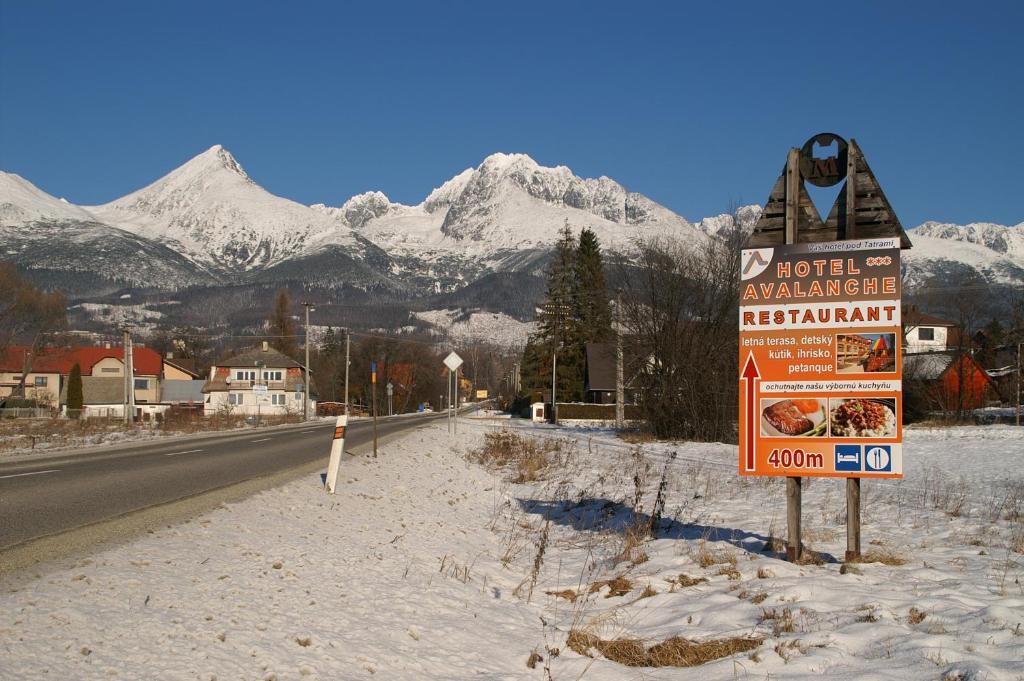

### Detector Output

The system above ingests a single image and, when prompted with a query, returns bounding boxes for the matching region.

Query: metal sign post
[386,382,393,416]
[443,352,463,436]
[741,133,910,563]
[324,414,348,494]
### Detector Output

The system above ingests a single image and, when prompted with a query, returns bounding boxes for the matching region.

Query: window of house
[229,393,244,406]
[34,376,48,387]
[234,370,256,381]
[134,378,149,390]
[272,394,288,406]
[918,327,935,341]
[101,367,119,373]
[264,370,283,382]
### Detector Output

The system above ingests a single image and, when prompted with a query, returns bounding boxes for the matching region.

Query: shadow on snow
[518,496,841,564]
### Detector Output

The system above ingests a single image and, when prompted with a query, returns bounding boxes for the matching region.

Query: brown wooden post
[786,476,802,561]
[784,146,802,562]
[845,477,861,560]
[845,141,862,561]
[785,148,800,244]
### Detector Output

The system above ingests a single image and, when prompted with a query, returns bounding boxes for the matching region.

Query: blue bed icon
[835,445,861,472]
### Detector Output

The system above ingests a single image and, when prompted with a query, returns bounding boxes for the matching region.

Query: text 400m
[766,448,824,469]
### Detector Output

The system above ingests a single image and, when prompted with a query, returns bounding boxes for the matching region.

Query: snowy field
[1,421,1021,680]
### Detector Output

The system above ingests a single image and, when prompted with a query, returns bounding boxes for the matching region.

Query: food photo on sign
[760,398,827,437]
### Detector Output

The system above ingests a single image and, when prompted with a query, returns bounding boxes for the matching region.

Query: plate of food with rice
[828,398,897,438]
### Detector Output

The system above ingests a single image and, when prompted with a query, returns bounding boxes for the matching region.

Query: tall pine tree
[524,221,585,402]
[268,289,298,358]
[67,362,83,418]
[574,227,612,344]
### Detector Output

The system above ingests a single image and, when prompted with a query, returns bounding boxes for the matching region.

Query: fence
[0,407,55,419]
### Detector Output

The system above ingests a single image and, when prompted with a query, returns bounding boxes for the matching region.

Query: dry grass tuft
[759,607,798,634]
[567,631,761,667]
[615,526,650,566]
[907,607,927,625]
[546,589,579,603]
[470,429,562,483]
[690,539,736,569]
[672,574,708,588]
[854,548,907,566]
[716,565,742,580]
[589,575,633,598]
[526,650,543,668]
[639,584,657,599]
[756,567,774,579]
[794,549,825,566]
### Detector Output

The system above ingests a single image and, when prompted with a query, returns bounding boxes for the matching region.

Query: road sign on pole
[443,352,463,371]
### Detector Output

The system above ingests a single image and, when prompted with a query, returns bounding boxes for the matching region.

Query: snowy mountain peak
[85,145,357,272]
[0,171,97,224]
[170,144,251,183]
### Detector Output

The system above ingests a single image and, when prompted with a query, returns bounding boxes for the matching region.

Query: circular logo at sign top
[799,132,848,187]
[866,446,890,471]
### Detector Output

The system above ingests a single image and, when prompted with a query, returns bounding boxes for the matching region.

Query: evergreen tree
[67,363,83,418]
[268,289,298,358]
[524,221,586,402]
[574,227,612,344]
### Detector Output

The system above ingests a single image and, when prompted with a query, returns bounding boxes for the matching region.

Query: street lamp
[302,302,316,421]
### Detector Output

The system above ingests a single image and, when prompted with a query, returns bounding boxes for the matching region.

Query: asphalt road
[0,412,446,553]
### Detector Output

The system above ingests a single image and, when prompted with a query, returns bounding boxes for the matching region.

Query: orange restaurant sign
[738,238,903,478]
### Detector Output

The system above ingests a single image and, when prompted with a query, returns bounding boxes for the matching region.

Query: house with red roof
[0,345,164,414]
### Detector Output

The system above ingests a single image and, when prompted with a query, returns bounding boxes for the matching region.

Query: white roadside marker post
[325,414,348,494]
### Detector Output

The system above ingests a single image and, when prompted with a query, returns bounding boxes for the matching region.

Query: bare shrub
[907,607,927,625]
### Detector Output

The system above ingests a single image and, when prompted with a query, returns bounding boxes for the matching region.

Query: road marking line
[165,449,204,457]
[0,469,60,480]
[251,438,272,443]
[301,430,315,433]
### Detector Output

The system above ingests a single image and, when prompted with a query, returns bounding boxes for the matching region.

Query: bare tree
[617,219,743,441]
[0,264,67,397]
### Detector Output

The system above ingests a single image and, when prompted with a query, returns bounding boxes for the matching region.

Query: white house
[201,342,315,416]
[902,307,960,354]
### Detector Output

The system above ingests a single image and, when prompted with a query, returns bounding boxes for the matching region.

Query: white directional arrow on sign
[443,352,463,371]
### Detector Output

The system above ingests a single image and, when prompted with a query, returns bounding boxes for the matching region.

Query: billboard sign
[738,237,903,478]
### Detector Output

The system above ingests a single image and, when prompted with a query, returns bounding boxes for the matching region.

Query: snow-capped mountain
[2,147,1021,312]
[0,171,219,293]
[86,145,365,273]
[902,222,1024,288]
[311,152,704,291]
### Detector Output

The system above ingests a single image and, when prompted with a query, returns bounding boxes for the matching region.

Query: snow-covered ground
[1,421,1021,680]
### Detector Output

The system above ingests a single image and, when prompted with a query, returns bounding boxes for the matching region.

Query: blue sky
[1,0,1021,227]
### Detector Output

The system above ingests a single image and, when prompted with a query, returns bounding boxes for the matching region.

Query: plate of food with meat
[760,398,828,437]
[828,398,897,438]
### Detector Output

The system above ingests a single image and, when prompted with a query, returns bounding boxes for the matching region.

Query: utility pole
[122,326,135,425]
[371,360,378,457]
[343,328,350,417]
[302,302,315,421]
[615,288,624,430]
[1017,341,1021,427]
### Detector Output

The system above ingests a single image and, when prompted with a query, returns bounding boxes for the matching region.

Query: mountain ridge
[2,147,1023,301]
